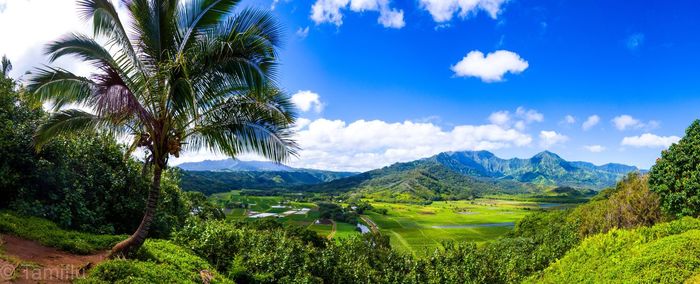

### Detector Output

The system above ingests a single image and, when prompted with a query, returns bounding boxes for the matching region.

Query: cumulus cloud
[291,90,324,113]
[621,133,680,148]
[419,0,507,22]
[377,8,405,28]
[488,107,543,130]
[611,115,658,131]
[582,115,600,130]
[539,131,568,149]
[451,50,528,82]
[289,118,532,171]
[583,145,606,153]
[488,111,510,126]
[310,0,405,28]
[612,115,641,130]
[0,0,130,78]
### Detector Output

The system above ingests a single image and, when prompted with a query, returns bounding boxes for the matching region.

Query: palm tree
[28,0,297,257]
[1,55,11,77]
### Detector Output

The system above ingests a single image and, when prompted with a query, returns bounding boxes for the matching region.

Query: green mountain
[177,160,356,194]
[303,150,640,202]
[433,150,639,189]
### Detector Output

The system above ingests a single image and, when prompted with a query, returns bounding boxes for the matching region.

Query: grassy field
[363,199,567,254]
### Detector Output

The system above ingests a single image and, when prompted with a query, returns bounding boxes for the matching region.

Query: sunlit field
[364,199,564,254]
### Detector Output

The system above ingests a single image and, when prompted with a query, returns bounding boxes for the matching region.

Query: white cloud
[171,117,533,172]
[419,0,507,22]
[516,107,543,123]
[612,115,641,130]
[583,145,606,153]
[611,115,659,131]
[621,133,680,148]
[291,90,324,113]
[310,0,405,28]
[560,115,576,125]
[289,118,532,171]
[539,130,568,149]
[296,26,310,38]
[377,8,405,28]
[582,115,600,130]
[488,107,542,130]
[451,50,528,82]
[488,110,510,126]
[0,0,129,79]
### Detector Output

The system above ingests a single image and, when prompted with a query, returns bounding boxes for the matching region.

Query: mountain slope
[432,150,638,189]
[304,150,640,202]
[176,159,356,194]
[177,159,294,172]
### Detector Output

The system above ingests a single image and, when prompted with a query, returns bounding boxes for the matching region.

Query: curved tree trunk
[109,164,163,258]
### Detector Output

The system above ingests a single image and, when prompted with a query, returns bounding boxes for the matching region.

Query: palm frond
[34,109,103,150]
[27,67,94,111]
[176,0,241,54]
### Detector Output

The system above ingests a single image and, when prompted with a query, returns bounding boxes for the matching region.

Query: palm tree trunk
[109,164,163,258]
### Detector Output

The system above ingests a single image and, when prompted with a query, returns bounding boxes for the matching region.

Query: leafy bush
[173,219,322,283]
[0,76,196,237]
[78,239,233,284]
[570,172,664,237]
[0,211,123,254]
[649,120,700,217]
[528,217,700,283]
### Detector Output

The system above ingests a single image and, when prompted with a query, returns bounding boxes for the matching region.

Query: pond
[357,223,371,234]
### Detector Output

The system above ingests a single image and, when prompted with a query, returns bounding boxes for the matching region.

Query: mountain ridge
[302,150,641,201]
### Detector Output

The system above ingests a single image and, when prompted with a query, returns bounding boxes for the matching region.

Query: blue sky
[1,0,698,171]
[256,0,700,170]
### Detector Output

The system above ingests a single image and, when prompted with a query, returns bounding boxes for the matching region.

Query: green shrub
[528,217,700,283]
[78,239,233,284]
[570,173,664,237]
[0,211,122,254]
[649,120,700,218]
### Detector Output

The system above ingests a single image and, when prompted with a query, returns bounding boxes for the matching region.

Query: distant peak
[533,150,561,159]
[443,150,495,157]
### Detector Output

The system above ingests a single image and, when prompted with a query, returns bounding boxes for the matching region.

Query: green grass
[308,223,333,237]
[334,222,360,240]
[528,217,700,283]
[363,199,553,254]
[77,239,233,284]
[0,211,124,254]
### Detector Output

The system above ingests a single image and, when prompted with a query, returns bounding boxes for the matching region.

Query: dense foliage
[78,239,233,284]
[528,217,700,283]
[0,75,215,237]
[649,119,700,217]
[318,202,359,224]
[570,173,664,237]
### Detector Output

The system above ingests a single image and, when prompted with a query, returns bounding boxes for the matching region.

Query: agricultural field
[363,199,573,254]
[209,190,362,240]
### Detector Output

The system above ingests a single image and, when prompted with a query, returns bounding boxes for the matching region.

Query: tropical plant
[0,55,12,77]
[649,120,700,217]
[28,0,296,257]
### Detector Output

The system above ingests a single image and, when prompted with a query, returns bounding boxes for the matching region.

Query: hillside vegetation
[529,217,700,283]
[181,169,355,195]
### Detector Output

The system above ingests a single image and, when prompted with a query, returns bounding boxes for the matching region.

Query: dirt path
[0,234,108,283]
[326,220,337,240]
[360,216,380,233]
